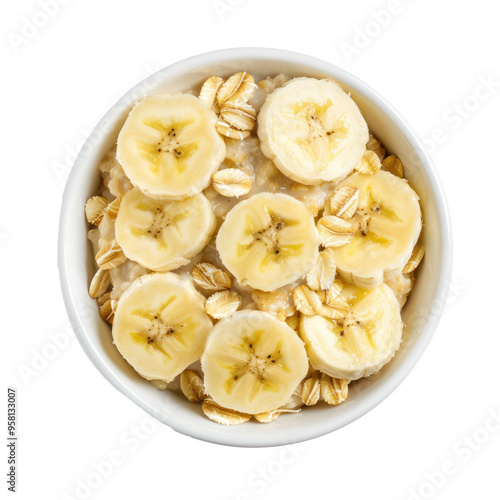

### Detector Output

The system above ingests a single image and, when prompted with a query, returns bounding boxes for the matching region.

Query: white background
[3,0,500,499]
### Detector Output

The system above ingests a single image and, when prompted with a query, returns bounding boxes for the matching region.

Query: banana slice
[201,310,308,414]
[112,273,213,382]
[115,187,215,272]
[299,283,402,380]
[258,77,369,185]
[117,94,225,200]
[324,170,421,289]
[216,193,319,291]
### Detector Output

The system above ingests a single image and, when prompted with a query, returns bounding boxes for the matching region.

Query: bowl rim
[58,47,453,447]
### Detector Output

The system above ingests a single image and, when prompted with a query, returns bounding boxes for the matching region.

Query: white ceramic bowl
[58,48,452,447]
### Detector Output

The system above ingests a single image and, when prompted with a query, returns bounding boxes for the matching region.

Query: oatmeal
[85,72,425,424]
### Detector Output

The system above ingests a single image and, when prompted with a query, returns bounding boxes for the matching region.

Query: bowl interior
[59,49,450,447]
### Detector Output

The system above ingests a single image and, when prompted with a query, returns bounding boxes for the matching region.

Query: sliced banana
[201,310,308,414]
[324,170,421,289]
[258,77,369,185]
[117,94,225,200]
[112,273,213,382]
[216,193,319,291]
[115,187,215,272]
[299,283,402,380]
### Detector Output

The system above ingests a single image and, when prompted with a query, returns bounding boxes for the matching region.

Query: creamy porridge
[84,72,424,425]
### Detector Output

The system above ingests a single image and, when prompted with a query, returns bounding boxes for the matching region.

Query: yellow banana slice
[258,77,369,185]
[115,187,215,272]
[216,193,319,291]
[202,310,309,414]
[299,283,402,380]
[324,170,421,289]
[117,94,225,200]
[112,273,213,382]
